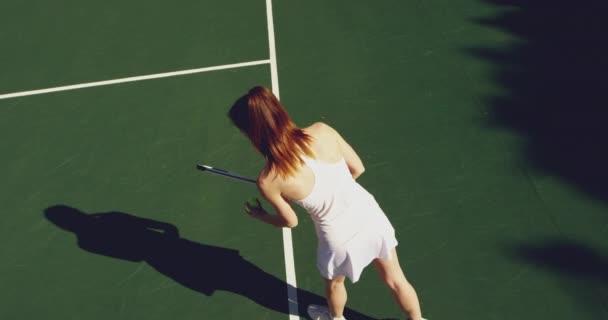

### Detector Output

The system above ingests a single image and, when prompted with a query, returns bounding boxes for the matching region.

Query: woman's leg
[373,247,423,320]
[325,275,347,319]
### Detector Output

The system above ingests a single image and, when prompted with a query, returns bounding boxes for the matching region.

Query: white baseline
[0,59,271,100]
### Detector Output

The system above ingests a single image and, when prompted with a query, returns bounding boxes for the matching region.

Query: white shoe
[307,305,346,320]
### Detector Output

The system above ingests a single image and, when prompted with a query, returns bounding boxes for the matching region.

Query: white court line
[265,1,299,319]
[266,0,280,97]
[0,59,271,100]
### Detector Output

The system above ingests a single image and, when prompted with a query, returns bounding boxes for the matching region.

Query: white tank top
[294,155,377,246]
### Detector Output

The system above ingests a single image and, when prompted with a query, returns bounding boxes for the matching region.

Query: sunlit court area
[1,1,607,319]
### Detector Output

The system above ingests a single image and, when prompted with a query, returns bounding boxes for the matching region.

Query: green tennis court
[1,1,607,319]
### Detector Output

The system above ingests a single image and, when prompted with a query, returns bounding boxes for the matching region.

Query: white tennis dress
[294,155,398,283]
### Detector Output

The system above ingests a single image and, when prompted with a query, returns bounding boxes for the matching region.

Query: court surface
[1,1,607,319]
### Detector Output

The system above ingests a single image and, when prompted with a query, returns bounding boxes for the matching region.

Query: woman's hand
[244,195,297,228]
[244,198,267,218]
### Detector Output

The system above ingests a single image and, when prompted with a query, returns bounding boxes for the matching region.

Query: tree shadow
[469,0,608,202]
[507,239,608,317]
[44,205,380,320]
[511,240,608,278]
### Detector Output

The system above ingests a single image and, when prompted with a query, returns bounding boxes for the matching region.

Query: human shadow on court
[508,239,608,318]
[469,0,608,202]
[44,205,379,320]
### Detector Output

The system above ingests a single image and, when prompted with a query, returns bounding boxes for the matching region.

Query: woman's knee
[375,263,408,290]
[383,274,409,291]
[326,276,346,290]
[374,249,410,288]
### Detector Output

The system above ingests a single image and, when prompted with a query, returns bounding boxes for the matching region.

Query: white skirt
[315,201,398,283]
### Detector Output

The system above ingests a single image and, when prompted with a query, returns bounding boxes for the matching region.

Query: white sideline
[265,0,299,319]
[0,59,271,100]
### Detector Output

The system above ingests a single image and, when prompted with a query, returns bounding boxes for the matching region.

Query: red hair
[228,86,315,178]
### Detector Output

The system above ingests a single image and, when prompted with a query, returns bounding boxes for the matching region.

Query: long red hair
[228,86,315,178]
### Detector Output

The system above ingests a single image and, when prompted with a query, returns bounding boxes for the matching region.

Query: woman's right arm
[320,122,366,179]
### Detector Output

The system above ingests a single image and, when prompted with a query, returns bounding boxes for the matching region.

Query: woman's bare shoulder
[257,163,285,188]
[258,163,274,182]
[306,121,337,137]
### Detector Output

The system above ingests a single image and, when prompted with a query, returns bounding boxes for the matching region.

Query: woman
[228,86,425,320]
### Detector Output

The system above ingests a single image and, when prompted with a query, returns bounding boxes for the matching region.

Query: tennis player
[228,86,425,320]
